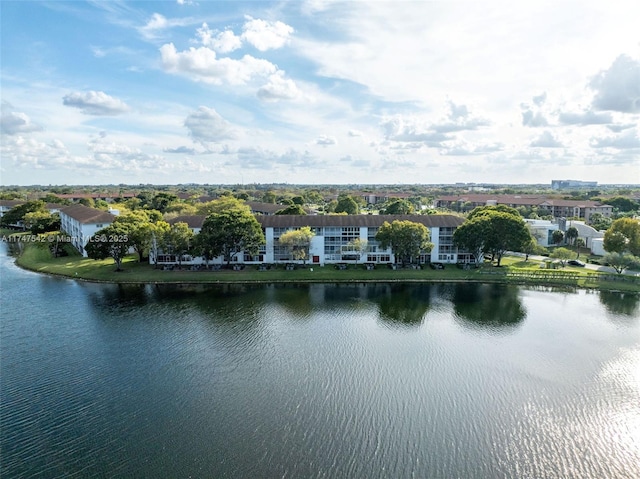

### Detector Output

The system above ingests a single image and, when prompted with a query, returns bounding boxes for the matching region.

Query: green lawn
[9,238,638,292]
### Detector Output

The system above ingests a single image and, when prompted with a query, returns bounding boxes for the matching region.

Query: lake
[1,245,639,478]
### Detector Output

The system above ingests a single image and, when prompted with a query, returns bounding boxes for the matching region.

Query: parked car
[567,260,585,267]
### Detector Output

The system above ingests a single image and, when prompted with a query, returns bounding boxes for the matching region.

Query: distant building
[551,180,597,190]
[434,194,612,223]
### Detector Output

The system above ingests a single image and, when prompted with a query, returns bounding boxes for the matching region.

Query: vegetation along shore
[6,234,639,293]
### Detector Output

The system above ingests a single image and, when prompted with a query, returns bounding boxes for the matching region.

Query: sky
[1,1,639,186]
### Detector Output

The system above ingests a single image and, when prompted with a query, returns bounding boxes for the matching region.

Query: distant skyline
[1,1,639,186]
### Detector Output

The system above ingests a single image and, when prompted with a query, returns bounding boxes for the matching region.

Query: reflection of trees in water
[599,291,640,317]
[266,284,313,318]
[86,283,267,325]
[452,283,526,331]
[373,284,432,326]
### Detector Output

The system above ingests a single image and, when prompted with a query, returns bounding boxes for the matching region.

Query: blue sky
[1,1,639,186]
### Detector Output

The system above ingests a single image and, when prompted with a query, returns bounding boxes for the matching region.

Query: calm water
[1,245,639,479]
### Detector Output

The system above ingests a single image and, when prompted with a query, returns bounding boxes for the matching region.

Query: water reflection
[599,291,640,317]
[451,283,526,331]
[372,284,431,326]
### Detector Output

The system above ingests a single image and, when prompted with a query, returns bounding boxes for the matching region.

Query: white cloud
[590,55,640,113]
[590,128,640,149]
[558,109,613,125]
[440,139,504,156]
[195,23,242,53]
[160,43,277,85]
[521,106,549,127]
[241,16,294,51]
[530,131,563,148]
[257,72,301,102]
[184,106,237,144]
[1,102,43,135]
[380,115,451,146]
[62,91,130,116]
[431,102,491,133]
[164,145,197,155]
[315,135,337,146]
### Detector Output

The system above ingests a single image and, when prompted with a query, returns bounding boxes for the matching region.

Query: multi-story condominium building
[159,214,470,266]
[434,194,612,223]
[59,204,116,256]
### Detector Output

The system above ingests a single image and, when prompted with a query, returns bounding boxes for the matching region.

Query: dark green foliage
[84,223,132,271]
[275,204,307,215]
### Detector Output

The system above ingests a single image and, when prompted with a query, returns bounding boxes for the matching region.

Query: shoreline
[11,252,639,293]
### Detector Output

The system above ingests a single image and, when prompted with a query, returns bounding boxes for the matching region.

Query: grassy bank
[8,236,639,292]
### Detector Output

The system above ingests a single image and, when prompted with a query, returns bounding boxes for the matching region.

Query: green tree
[589,213,612,231]
[262,191,277,204]
[603,218,640,255]
[575,238,585,258]
[163,222,194,266]
[453,217,488,264]
[278,227,315,264]
[602,252,640,274]
[78,197,95,208]
[335,196,360,215]
[521,238,546,261]
[455,209,532,266]
[565,226,579,246]
[607,196,639,213]
[151,193,179,213]
[304,190,324,205]
[549,247,575,266]
[114,211,168,262]
[275,204,306,215]
[551,230,564,246]
[23,211,60,234]
[84,223,132,271]
[375,220,433,266]
[0,200,46,228]
[468,204,521,220]
[195,196,249,216]
[381,199,415,215]
[199,208,265,266]
[149,221,171,268]
[345,238,369,266]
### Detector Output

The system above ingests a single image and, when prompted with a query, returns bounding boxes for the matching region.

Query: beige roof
[257,214,464,229]
[167,214,464,230]
[60,204,116,224]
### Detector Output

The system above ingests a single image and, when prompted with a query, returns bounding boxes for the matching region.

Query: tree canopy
[162,222,194,265]
[199,207,265,265]
[114,210,168,262]
[334,196,360,215]
[454,208,532,266]
[381,198,415,215]
[603,218,640,255]
[0,200,46,227]
[375,220,432,265]
[602,252,640,274]
[84,223,132,271]
[278,227,315,263]
[549,247,576,266]
[275,204,306,215]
